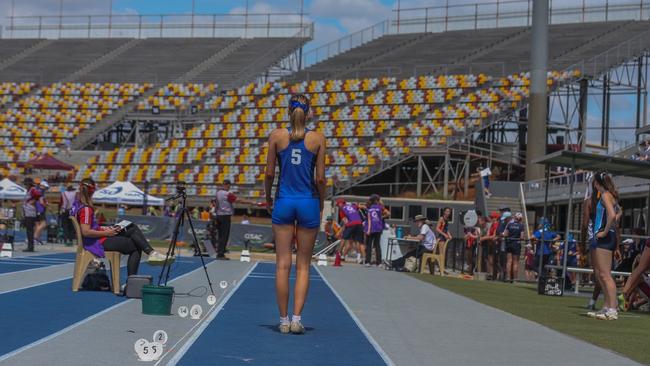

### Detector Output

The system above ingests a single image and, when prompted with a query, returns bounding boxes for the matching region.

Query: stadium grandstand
[1,0,650,365]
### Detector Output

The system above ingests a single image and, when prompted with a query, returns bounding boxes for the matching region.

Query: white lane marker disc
[190,304,203,320]
[207,294,217,305]
[153,330,168,345]
[177,306,189,318]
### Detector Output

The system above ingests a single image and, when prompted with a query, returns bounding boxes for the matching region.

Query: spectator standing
[33,180,49,245]
[22,178,38,252]
[214,179,254,260]
[503,212,525,282]
[480,211,500,279]
[59,185,76,245]
[479,166,492,198]
[436,207,453,248]
[117,205,126,217]
[365,194,386,267]
[464,219,481,275]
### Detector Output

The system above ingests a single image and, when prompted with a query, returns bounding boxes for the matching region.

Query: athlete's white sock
[280,316,290,325]
[291,315,301,323]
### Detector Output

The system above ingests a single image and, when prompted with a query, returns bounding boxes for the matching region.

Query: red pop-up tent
[23,154,74,171]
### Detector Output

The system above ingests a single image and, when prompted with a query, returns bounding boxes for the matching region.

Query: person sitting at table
[390,215,436,269]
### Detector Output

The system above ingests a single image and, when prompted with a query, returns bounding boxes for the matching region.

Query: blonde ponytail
[290,108,306,141]
[288,94,310,141]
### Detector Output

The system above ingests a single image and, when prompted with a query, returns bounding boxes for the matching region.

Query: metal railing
[522,173,650,204]
[301,20,389,69]
[4,12,314,39]
[303,0,650,69]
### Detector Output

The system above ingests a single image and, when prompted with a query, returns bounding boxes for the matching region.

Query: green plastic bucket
[141,285,174,315]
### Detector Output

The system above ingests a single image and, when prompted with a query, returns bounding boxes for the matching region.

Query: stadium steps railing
[0,39,52,72]
[174,38,249,84]
[70,86,159,150]
[326,33,435,81]
[60,38,143,83]
[437,27,531,76]
[222,36,310,90]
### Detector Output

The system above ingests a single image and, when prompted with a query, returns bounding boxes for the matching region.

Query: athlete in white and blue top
[265,94,326,334]
[587,171,621,320]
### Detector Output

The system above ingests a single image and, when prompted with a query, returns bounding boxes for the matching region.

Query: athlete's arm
[315,133,327,212]
[264,131,279,210]
[579,199,591,253]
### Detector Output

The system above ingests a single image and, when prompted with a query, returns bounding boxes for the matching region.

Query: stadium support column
[416,156,423,197]
[525,0,549,181]
[578,79,588,152]
[443,152,450,200]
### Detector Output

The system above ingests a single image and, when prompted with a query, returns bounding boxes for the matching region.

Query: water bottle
[396,227,404,239]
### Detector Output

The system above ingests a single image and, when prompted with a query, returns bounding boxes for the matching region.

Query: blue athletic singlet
[272,129,320,228]
[590,195,617,251]
[275,129,318,199]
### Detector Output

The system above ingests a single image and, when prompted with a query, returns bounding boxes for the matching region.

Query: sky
[0,0,646,150]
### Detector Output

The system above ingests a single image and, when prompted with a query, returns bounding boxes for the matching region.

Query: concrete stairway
[61,38,143,83]
[0,39,52,72]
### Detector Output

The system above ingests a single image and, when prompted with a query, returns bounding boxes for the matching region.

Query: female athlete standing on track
[587,172,621,320]
[265,94,327,334]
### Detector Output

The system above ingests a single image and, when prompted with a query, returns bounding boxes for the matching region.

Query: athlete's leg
[623,246,650,300]
[506,253,513,281]
[274,224,295,318]
[293,226,318,317]
[594,248,616,309]
[512,255,520,281]
[590,249,602,303]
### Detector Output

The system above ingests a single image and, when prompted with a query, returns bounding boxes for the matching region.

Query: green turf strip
[410,274,650,365]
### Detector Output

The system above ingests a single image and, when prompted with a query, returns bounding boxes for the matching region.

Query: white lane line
[314,266,395,366]
[164,262,258,366]
[0,262,75,278]
[0,261,216,363]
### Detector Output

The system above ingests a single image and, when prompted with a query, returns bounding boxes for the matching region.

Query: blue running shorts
[272,198,320,229]
[589,230,616,251]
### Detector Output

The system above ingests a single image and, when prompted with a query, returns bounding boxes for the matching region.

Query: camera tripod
[157,187,215,295]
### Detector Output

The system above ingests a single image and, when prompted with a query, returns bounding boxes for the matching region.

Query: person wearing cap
[336,198,366,262]
[214,179,255,260]
[390,214,436,269]
[502,212,525,282]
[33,179,50,246]
[530,218,560,277]
[495,209,512,280]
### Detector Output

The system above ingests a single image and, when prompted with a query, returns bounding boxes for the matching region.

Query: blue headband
[290,100,309,113]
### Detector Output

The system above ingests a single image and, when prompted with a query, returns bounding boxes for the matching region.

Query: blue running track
[176,263,386,366]
[0,256,210,358]
[0,253,76,274]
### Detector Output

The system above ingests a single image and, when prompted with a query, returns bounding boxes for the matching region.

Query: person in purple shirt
[337,198,366,263]
[364,194,388,267]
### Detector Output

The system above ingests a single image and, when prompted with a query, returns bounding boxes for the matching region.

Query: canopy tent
[532,150,650,295]
[23,154,74,171]
[0,178,27,200]
[93,181,163,206]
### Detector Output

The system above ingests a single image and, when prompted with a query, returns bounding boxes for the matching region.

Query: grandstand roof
[533,150,650,180]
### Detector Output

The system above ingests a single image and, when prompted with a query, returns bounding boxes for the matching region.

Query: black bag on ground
[124,275,153,298]
[81,264,111,291]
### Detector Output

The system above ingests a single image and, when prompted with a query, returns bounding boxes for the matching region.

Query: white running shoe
[147,251,175,266]
[290,320,305,334]
[595,308,618,321]
[278,323,290,334]
[587,308,606,318]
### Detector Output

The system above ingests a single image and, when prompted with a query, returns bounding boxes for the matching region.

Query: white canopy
[93,181,163,206]
[0,178,27,200]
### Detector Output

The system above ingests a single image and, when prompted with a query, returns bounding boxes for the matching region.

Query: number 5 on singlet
[291,149,301,165]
